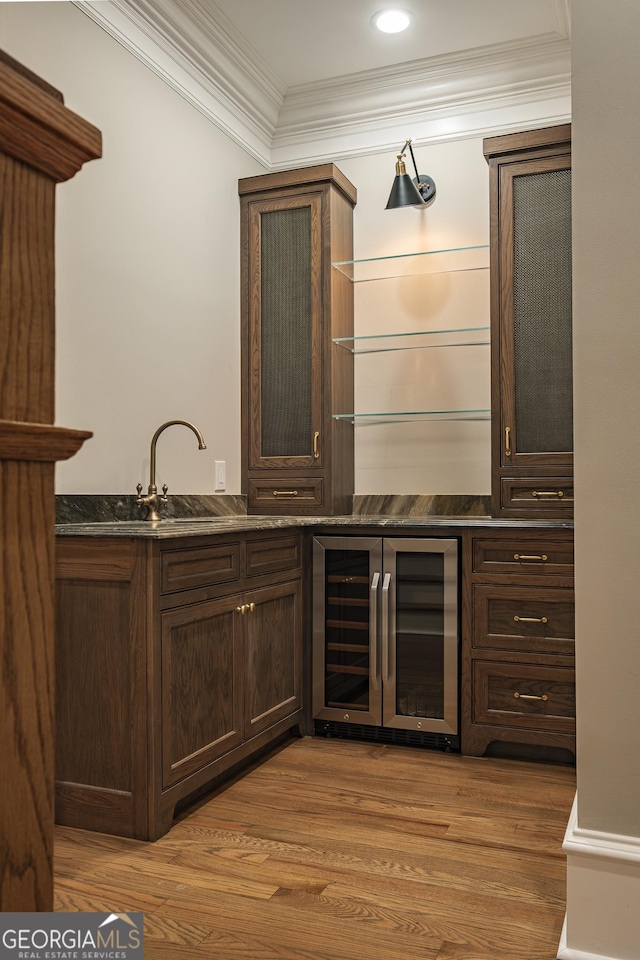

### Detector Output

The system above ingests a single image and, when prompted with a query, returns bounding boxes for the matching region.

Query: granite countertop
[55,514,574,538]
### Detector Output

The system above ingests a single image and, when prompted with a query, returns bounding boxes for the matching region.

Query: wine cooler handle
[370,571,380,691]
[381,572,391,687]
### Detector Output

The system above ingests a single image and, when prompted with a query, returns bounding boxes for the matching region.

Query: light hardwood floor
[54,736,576,959]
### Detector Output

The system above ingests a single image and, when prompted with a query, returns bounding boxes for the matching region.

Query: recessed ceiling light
[371,9,412,34]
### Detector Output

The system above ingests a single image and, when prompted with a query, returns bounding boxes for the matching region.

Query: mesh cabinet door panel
[260,206,314,459]
[513,168,573,454]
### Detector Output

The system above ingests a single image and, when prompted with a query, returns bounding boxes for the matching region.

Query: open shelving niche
[331,244,491,425]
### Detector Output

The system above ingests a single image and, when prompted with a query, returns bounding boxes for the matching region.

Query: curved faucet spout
[136,419,207,521]
[149,419,207,489]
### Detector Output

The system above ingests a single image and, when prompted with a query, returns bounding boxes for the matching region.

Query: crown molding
[74,0,570,170]
[74,0,284,166]
[271,33,570,167]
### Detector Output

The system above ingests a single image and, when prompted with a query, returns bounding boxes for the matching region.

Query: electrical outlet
[214,460,226,491]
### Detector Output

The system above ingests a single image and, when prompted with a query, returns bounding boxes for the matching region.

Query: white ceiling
[211,0,568,88]
[76,0,572,168]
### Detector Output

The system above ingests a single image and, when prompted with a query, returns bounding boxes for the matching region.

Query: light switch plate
[214,460,226,491]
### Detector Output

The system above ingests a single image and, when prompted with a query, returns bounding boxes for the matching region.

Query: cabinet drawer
[473,661,575,732]
[501,478,574,512]
[245,535,302,578]
[473,584,574,656]
[472,538,574,576]
[248,478,323,509]
[161,543,241,594]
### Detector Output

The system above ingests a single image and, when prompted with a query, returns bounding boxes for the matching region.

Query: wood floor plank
[155,890,443,960]
[53,736,575,960]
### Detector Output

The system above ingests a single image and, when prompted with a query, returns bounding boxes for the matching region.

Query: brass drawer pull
[514,615,548,623]
[313,431,320,460]
[513,554,548,562]
[249,602,255,613]
[236,604,246,615]
[532,490,565,498]
[273,490,298,497]
[514,692,548,702]
[505,426,511,457]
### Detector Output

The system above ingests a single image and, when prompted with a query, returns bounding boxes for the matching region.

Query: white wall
[0,0,266,495]
[333,142,492,495]
[562,1,640,957]
[0,6,560,504]
[0,2,492,499]
[573,0,640,845]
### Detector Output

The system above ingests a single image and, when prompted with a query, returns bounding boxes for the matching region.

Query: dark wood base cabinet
[55,530,304,840]
[461,527,575,763]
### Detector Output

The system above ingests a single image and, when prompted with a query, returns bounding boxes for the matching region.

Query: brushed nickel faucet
[136,419,207,521]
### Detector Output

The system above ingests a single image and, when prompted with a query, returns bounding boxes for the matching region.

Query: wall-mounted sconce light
[386,138,436,209]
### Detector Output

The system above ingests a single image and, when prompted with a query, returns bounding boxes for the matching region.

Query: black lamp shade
[386,172,425,209]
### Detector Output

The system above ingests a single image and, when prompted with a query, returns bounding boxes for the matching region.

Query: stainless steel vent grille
[513,168,573,453]
[260,207,313,458]
[314,720,459,752]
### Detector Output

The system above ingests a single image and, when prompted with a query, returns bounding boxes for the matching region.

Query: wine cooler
[313,537,459,746]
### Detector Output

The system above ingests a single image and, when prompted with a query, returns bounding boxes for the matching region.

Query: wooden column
[0,50,101,911]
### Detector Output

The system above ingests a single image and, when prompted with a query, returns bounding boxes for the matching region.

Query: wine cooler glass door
[382,539,459,735]
[313,537,383,725]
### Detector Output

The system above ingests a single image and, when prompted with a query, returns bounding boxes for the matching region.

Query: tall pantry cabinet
[239,164,356,516]
[484,125,573,518]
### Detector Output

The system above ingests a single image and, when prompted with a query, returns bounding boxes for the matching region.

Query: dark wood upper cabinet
[484,125,573,518]
[239,164,357,515]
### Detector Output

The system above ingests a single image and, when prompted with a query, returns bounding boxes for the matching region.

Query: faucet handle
[161,483,169,505]
[136,483,143,502]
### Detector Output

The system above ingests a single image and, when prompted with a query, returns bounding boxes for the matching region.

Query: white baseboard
[558,916,620,960]
[559,794,640,960]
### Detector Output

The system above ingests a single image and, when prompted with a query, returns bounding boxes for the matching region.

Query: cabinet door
[246,193,323,471]
[485,125,573,518]
[243,579,303,739]
[161,595,244,788]
[497,154,573,473]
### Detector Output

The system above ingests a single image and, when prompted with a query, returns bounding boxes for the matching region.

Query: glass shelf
[332,244,489,282]
[333,325,490,354]
[333,409,491,425]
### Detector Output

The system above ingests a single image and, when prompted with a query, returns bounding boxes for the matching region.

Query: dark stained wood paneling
[472,537,574,576]
[0,154,55,423]
[473,582,574,657]
[245,535,302,578]
[247,477,323,511]
[0,52,100,912]
[500,477,574,512]
[241,167,355,516]
[54,530,305,841]
[55,580,132,791]
[0,420,92,459]
[0,460,56,910]
[244,579,303,738]
[0,58,101,182]
[473,660,576,732]
[483,123,571,160]
[56,537,134,581]
[238,162,357,205]
[160,542,241,594]
[485,125,573,519]
[462,528,575,763]
[161,596,244,788]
